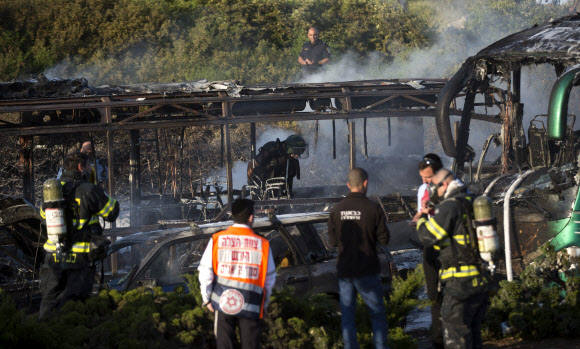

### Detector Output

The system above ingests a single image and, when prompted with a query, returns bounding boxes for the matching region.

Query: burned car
[0,196,44,308]
[106,212,396,296]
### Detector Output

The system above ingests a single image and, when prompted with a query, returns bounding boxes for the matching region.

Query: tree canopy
[0,0,569,84]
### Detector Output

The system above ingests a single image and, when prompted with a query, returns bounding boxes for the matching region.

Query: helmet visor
[289,144,309,159]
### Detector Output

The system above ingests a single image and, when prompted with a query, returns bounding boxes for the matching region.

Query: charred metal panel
[335,94,437,110]
[232,99,307,115]
[0,79,449,137]
[476,14,580,68]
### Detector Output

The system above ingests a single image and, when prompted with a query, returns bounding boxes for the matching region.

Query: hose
[503,170,534,281]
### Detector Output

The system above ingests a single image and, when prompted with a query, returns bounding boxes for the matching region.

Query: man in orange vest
[198,199,276,349]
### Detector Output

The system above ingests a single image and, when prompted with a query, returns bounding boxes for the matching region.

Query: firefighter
[298,27,332,75]
[416,169,488,349]
[39,151,119,319]
[246,134,308,197]
[197,199,276,349]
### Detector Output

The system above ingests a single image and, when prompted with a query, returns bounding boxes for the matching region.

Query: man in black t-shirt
[328,168,390,349]
[298,27,331,75]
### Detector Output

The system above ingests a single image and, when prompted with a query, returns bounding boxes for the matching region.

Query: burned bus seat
[528,116,550,168]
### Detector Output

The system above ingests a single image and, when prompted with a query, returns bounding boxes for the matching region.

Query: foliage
[0,289,50,347]
[387,264,427,329]
[0,0,436,84]
[0,269,424,348]
[483,244,580,341]
[4,254,579,346]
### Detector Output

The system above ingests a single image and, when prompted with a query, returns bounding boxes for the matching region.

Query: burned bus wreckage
[0,76,444,304]
[1,14,580,305]
[435,14,580,277]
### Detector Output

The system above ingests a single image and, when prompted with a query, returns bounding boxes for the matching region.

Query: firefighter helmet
[285,135,308,158]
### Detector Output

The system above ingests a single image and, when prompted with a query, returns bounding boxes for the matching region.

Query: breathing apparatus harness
[427,174,499,273]
[42,177,81,263]
[43,171,109,265]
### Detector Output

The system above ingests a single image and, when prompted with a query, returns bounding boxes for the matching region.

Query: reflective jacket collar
[60,170,83,182]
[444,179,467,199]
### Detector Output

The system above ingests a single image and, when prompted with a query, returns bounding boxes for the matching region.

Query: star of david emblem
[219,289,244,315]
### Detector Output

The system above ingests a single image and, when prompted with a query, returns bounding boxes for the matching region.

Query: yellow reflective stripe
[433,245,441,250]
[44,239,57,251]
[43,240,90,253]
[72,242,90,253]
[416,217,428,231]
[97,197,117,218]
[72,217,98,230]
[440,265,480,280]
[77,218,88,230]
[454,234,470,245]
[40,208,46,219]
[425,218,447,240]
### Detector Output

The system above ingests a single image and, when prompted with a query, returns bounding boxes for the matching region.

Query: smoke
[297,118,423,195]
[43,45,156,85]
[294,2,555,85]
[199,0,569,196]
[43,1,573,198]
[296,0,568,171]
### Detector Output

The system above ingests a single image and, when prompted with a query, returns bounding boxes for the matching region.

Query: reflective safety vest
[210,226,270,319]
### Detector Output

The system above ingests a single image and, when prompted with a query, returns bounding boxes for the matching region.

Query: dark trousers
[215,310,262,349]
[39,265,95,319]
[440,291,487,349]
[423,247,443,348]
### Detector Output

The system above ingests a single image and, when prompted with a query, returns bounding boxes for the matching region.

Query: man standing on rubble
[246,134,308,198]
[412,153,444,349]
[328,168,390,349]
[416,169,488,349]
[298,27,332,75]
[80,141,108,186]
[198,198,276,349]
[39,151,119,319]
[57,141,108,187]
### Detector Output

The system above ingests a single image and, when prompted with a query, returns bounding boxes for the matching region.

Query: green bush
[0,268,425,348]
[483,244,580,341]
[0,0,568,84]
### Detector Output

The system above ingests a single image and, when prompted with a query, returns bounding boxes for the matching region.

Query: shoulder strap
[62,180,82,200]
[61,180,83,233]
[443,197,481,269]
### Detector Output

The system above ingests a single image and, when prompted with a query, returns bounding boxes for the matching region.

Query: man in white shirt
[413,153,444,349]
